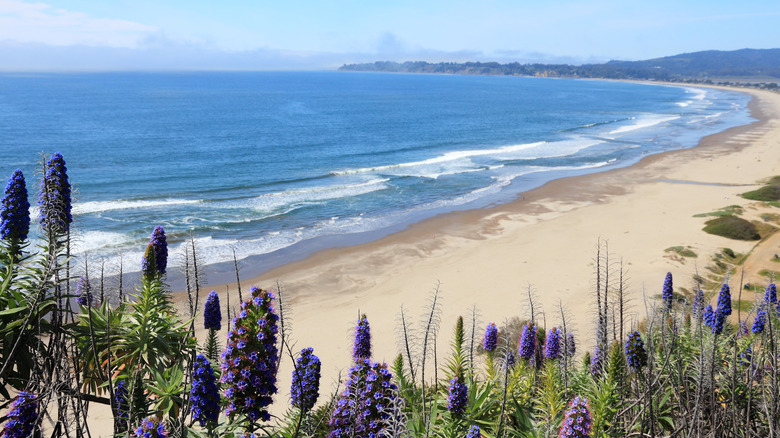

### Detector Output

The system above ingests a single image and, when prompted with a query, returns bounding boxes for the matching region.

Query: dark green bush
[722,247,736,258]
[742,184,780,201]
[703,216,761,240]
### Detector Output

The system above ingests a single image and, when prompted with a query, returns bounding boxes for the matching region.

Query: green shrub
[722,248,736,258]
[703,216,760,240]
[665,246,697,258]
[742,185,780,201]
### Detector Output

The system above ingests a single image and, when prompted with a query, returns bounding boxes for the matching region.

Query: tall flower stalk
[221,286,279,425]
[191,354,220,430]
[204,290,222,363]
[38,153,72,237]
[353,314,371,362]
[0,169,30,258]
[662,272,673,311]
[291,347,321,413]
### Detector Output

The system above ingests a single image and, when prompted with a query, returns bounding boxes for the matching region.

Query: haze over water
[0,71,753,277]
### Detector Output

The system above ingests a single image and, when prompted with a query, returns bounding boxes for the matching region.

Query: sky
[0,0,778,70]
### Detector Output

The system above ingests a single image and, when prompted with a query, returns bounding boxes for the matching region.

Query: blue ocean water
[0,72,754,276]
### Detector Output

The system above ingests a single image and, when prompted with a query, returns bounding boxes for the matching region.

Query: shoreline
[160,85,780,418]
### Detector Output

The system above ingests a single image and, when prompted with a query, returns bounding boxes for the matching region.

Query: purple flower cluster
[466,425,481,438]
[447,376,468,415]
[149,226,168,274]
[328,359,397,438]
[353,314,371,362]
[518,323,536,360]
[76,276,92,306]
[559,396,592,438]
[133,418,167,438]
[707,308,725,335]
[114,380,129,420]
[752,305,767,334]
[141,244,156,279]
[191,354,220,427]
[221,286,279,422]
[624,331,647,371]
[544,327,561,360]
[662,272,674,311]
[0,170,30,246]
[204,290,222,331]
[38,153,72,233]
[0,392,37,438]
[482,323,498,352]
[291,347,321,412]
[716,284,732,316]
[590,346,604,376]
[765,283,777,304]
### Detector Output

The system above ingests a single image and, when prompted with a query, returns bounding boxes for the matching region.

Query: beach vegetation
[693,204,744,218]
[664,245,697,258]
[703,215,761,240]
[742,184,780,202]
[5,154,780,437]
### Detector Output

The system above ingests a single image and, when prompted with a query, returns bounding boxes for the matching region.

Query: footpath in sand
[155,87,780,427]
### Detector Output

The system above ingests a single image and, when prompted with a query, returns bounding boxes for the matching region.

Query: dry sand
[85,86,780,434]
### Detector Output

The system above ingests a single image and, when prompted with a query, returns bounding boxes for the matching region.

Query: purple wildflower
[204,290,222,331]
[544,327,561,360]
[327,359,397,438]
[133,417,167,438]
[353,314,371,362]
[518,323,536,360]
[149,226,168,274]
[191,354,220,427]
[0,170,30,253]
[447,376,468,415]
[711,310,725,335]
[716,284,732,316]
[764,283,777,304]
[141,244,156,279]
[703,305,715,328]
[38,153,72,233]
[76,276,92,306]
[482,323,498,352]
[752,306,767,334]
[0,392,38,438]
[559,396,592,438]
[221,286,279,423]
[662,272,673,311]
[291,347,321,412]
[466,425,481,438]
[624,331,647,371]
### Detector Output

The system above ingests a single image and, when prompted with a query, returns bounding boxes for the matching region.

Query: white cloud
[0,0,157,47]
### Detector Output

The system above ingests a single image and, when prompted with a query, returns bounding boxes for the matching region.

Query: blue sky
[0,0,778,70]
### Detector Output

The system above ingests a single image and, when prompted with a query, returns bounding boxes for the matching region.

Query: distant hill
[339,48,780,83]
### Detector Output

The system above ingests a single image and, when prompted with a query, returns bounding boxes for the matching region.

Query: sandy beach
[138,85,778,427]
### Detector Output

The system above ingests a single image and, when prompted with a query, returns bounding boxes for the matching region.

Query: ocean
[0,71,754,281]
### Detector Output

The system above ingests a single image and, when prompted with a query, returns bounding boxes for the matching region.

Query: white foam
[73,198,201,215]
[608,114,680,135]
[240,178,389,213]
[331,142,546,176]
[69,230,134,254]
